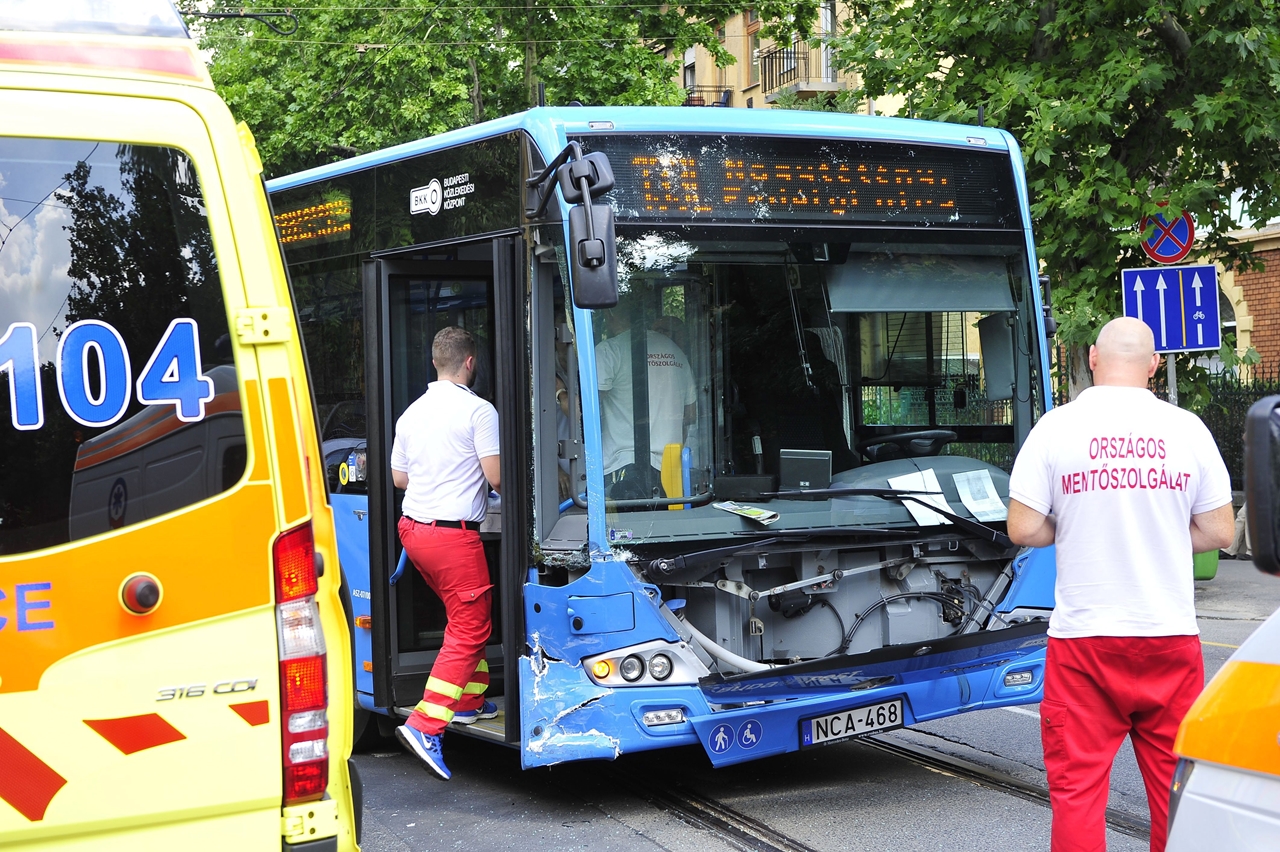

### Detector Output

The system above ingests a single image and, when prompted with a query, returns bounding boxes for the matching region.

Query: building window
[749,33,760,86]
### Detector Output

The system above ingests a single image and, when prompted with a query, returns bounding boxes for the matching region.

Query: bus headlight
[582,640,710,686]
[619,655,645,682]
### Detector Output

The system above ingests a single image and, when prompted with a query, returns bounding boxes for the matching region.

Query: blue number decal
[0,322,44,430]
[135,318,214,422]
[57,320,132,427]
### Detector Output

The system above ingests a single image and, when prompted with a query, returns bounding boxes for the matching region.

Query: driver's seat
[857,430,959,463]
[860,440,909,464]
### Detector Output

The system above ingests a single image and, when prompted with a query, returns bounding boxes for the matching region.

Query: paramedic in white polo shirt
[1006,316,1234,852]
[595,303,696,498]
[391,326,500,781]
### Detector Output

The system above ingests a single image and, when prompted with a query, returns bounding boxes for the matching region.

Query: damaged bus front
[525,124,1057,767]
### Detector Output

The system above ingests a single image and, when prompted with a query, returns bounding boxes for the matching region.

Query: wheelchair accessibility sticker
[737,719,762,750]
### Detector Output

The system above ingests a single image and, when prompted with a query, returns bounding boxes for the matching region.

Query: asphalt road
[352,557,1280,852]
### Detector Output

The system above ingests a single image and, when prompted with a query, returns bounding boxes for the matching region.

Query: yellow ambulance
[1166,395,1280,850]
[0,2,360,849]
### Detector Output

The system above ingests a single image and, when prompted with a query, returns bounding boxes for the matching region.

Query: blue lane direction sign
[1121,264,1220,353]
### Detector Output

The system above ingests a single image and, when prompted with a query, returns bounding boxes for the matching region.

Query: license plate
[800,698,904,748]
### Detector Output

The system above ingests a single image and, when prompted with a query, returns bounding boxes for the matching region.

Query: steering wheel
[856,429,959,461]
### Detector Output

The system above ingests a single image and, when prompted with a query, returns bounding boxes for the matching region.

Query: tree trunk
[1067,343,1092,400]
[469,57,483,124]
[525,0,539,107]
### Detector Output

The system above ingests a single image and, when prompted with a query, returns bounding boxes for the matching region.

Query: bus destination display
[576,134,1016,227]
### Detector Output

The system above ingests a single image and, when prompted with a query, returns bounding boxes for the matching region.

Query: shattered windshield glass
[589,228,1041,543]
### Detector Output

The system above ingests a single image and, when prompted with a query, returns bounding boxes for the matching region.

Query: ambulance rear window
[0,1,188,39]
[0,138,245,555]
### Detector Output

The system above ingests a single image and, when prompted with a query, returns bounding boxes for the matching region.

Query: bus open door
[356,246,527,748]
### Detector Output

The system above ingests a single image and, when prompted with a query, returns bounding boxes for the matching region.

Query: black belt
[417,519,471,529]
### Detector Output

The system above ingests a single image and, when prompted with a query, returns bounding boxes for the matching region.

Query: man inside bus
[392,326,500,781]
[595,297,696,500]
[1006,316,1234,852]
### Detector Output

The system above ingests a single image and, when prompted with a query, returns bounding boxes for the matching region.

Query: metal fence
[1186,371,1280,490]
[683,85,731,107]
[759,39,836,95]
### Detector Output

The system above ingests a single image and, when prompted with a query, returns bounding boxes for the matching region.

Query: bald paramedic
[391,326,500,781]
[1006,317,1233,852]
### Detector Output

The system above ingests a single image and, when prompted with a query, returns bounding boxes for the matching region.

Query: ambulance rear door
[0,57,296,851]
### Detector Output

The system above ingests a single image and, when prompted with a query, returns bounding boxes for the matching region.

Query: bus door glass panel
[0,138,244,556]
[386,272,501,653]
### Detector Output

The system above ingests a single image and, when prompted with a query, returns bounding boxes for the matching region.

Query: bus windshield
[592,228,1038,540]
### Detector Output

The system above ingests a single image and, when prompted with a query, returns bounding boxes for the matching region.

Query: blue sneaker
[452,700,498,725]
[395,725,450,780]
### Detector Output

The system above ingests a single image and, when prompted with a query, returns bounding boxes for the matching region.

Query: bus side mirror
[568,202,618,309]
[1244,394,1280,575]
[557,152,614,203]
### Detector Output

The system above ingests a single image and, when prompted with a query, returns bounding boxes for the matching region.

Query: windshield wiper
[641,537,780,584]
[763,487,1012,548]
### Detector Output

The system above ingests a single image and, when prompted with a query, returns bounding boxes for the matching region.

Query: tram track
[622,779,822,852]
[619,734,1150,851]
[862,734,1152,842]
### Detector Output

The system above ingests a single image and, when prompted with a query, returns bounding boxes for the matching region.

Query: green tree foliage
[827,1,1280,399]
[193,1,820,178]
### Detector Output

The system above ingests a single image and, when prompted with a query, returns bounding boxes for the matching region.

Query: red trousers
[1041,635,1203,852]
[398,517,493,737]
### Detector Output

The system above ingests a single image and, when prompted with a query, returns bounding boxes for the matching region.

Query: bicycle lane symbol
[708,723,735,754]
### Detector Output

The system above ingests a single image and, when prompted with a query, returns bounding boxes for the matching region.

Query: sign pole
[1167,355,1178,407]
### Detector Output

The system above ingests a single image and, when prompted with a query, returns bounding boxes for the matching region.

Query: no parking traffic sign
[1140,210,1195,264]
[1121,264,1220,353]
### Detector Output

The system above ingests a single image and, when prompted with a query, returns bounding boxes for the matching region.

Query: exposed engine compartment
[639,532,1021,672]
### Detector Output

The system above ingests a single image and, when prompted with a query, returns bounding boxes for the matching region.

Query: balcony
[760,38,840,102]
[683,85,732,107]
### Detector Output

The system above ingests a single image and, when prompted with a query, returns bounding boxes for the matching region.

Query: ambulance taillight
[274,523,329,804]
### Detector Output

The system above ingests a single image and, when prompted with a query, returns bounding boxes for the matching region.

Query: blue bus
[266,107,1058,769]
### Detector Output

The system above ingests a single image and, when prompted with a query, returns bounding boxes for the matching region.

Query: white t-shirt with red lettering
[391,381,500,524]
[596,329,696,475]
[1008,385,1231,638]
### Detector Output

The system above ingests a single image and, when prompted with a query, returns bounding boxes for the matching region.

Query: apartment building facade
[675,3,862,110]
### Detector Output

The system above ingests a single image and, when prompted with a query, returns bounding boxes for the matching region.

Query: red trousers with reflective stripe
[398,517,493,737]
[1041,635,1203,852]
